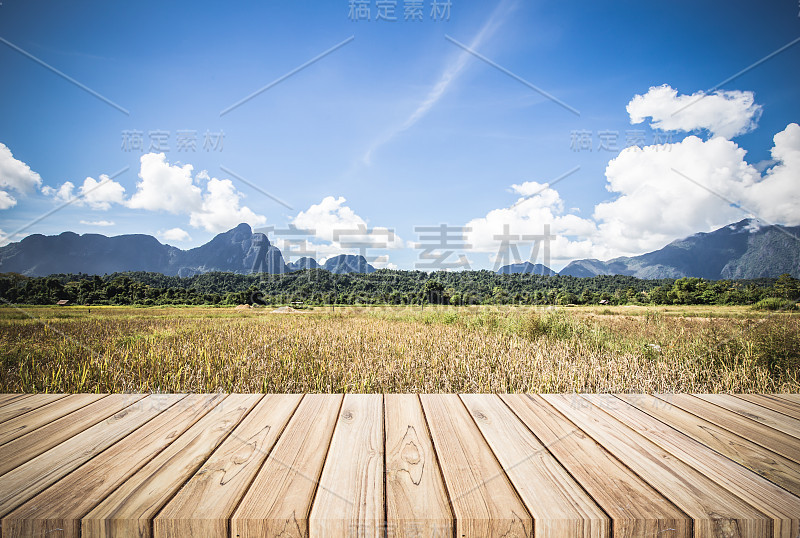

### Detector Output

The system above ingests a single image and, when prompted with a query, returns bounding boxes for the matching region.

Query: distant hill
[559,219,800,279]
[496,262,556,275]
[0,231,180,277]
[2,219,796,279]
[287,257,320,272]
[0,224,375,276]
[323,255,376,274]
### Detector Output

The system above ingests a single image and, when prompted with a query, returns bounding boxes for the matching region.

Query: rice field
[0,304,798,393]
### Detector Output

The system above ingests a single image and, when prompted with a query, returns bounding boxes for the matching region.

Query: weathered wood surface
[501,394,690,538]
[0,393,798,537]
[384,394,452,537]
[422,394,530,537]
[231,394,343,538]
[308,394,385,538]
[154,394,301,538]
[0,393,104,446]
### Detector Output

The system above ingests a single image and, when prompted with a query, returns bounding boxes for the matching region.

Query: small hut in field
[56,300,70,306]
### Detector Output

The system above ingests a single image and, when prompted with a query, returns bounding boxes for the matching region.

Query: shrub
[752,298,798,311]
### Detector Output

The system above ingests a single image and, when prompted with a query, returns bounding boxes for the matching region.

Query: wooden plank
[661,394,800,464]
[154,394,302,538]
[0,394,66,424]
[461,394,607,537]
[308,394,385,538]
[231,394,342,538]
[736,394,800,420]
[610,394,800,538]
[774,394,800,404]
[385,394,453,537]
[0,394,106,446]
[421,394,531,538]
[624,394,800,497]
[2,394,223,538]
[694,394,800,439]
[0,394,179,518]
[0,395,30,407]
[0,393,145,475]
[544,394,770,538]
[81,394,261,538]
[502,394,689,538]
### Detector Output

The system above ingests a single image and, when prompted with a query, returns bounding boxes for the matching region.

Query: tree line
[1,270,797,308]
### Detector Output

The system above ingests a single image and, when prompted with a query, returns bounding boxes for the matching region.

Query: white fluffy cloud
[127,154,266,233]
[159,227,192,242]
[741,122,800,225]
[0,143,42,209]
[593,123,800,256]
[0,191,16,210]
[41,182,73,202]
[593,135,758,254]
[627,85,761,139]
[292,196,367,242]
[189,177,266,233]
[465,120,800,265]
[127,153,202,214]
[41,153,268,234]
[80,220,115,227]
[42,175,126,210]
[292,196,403,249]
[287,196,402,268]
[465,182,598,264]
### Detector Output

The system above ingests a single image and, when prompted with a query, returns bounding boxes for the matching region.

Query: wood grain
[0,395,29,407]
[81,394,260,538]
[610,394,800,538]
[626,394,800,497]
[660,394,800,464]
[0,394,176,518]
[2,394,220,538]
[421,394,531,538]
[0,393,796,535]
[462,394,607,538]
[385,394,452,537]
[501,394,689,538]
[154,394,302,538]
[308,394,385,538]
[544,394,770,538]
[0,393,145,475]
[232,394,343,538]
[736,394,800,420]
[694,393,800,439]
[0,393,105,446]
[0,394,67,424]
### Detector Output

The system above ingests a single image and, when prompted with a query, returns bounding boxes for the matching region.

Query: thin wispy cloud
[362,0,518,165]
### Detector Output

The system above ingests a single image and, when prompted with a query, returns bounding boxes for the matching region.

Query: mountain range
[557,219,800,279]
[1,219,797,279]
[0,223,376,277]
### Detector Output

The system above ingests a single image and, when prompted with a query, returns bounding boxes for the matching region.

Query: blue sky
[1,0,798,270]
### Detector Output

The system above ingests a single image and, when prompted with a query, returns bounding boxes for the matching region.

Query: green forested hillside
[1,270,796,308]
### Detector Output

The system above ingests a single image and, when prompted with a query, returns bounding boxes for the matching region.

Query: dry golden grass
[0,305,797,393]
